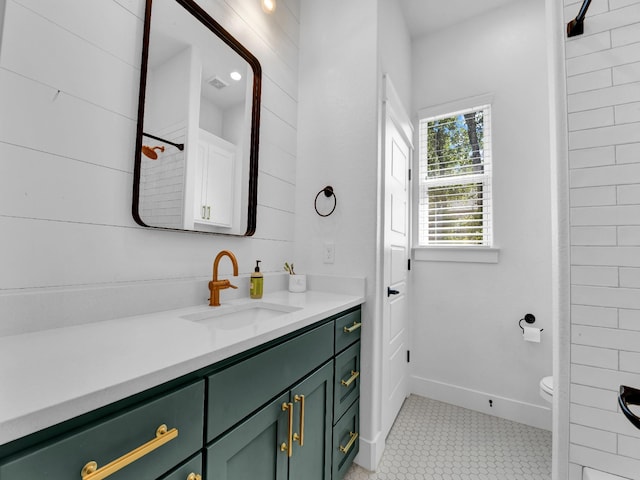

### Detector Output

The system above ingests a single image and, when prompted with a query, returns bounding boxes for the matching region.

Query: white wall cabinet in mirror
[133,0,261,236]
[195,129,236,228]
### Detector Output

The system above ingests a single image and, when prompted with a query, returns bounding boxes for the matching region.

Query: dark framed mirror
[133,0,261,235]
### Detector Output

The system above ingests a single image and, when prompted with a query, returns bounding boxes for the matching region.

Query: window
[418,102,492,247]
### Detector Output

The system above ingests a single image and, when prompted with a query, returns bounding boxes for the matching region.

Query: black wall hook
[314,186,337,217]
[519,313,543,333]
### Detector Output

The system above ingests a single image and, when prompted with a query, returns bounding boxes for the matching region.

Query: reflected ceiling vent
[208,76,228,89]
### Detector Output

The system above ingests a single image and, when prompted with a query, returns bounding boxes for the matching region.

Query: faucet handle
[229,282,238,289]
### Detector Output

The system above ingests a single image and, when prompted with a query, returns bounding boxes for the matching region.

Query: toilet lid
[540,376,553,395]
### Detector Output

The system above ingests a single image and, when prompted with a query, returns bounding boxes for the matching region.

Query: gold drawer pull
[81,424,178,480]
[281,402,294,457]
[339,431,359,454]
[343,321,362,333]
[293,394,305,447]
[341,370,360,387]
[187,474,202,480]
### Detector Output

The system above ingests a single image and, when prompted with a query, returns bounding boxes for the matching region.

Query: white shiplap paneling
[0,0,300,333]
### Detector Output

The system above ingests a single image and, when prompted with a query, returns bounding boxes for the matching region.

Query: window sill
[413,246,500,264]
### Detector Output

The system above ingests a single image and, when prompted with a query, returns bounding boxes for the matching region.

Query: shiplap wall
[0,0,299,336]
[565,0,640,477]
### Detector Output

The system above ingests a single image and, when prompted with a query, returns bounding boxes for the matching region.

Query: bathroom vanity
[0,290,363,480]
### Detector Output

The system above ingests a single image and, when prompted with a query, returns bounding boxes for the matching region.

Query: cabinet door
[207,392,289,480]
[194,134,235,227]
[195,140,208,221]
[204,142,234,226]
[289,362,333,480]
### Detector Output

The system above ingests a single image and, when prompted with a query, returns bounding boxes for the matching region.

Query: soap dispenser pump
[250,260,263,299]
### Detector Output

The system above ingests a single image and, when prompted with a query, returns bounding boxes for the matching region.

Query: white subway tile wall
[566,0,640,477]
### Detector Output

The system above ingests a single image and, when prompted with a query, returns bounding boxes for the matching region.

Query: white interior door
[381,75,413,439]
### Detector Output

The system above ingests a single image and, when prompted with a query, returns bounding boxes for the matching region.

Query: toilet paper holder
[519,313,543,333]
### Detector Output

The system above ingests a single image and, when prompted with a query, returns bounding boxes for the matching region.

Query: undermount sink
[182,301,301,329]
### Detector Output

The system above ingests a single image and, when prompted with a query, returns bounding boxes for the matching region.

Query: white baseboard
[410,375,552,431]
[353,430,385,472]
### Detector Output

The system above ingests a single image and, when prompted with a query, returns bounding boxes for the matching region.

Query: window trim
[416,93,495,249]
[413,246,499,264]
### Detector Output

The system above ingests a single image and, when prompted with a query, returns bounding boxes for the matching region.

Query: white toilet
[539,376,553,404]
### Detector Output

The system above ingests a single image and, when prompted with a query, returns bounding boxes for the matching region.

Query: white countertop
[0,289,364,446]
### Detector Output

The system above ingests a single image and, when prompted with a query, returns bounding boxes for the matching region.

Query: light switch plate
[323,242,335,264]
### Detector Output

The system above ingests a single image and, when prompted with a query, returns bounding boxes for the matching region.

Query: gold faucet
[209,250,239,306]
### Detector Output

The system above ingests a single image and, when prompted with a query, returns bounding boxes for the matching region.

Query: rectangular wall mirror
[133,0,261,235]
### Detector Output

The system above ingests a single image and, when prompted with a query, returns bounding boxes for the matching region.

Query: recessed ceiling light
[261,0,276,13]
[230,71,242,81]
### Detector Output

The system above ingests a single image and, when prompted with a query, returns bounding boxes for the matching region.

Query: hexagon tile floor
[344,394,551,480]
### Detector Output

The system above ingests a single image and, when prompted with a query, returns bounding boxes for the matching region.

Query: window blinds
[418,104,492,246]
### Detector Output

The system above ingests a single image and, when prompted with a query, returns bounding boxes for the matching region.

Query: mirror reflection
[133,0,261,235]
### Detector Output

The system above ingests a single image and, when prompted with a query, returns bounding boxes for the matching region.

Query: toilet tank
[583,467,630,480]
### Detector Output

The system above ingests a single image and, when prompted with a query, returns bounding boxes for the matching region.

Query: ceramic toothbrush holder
[288,274,307,293]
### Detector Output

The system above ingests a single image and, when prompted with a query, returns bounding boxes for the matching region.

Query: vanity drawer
[332,400,360,480]
[207,321,334,441]
[333,341,360,423]
[334,309,362,354]
[0,381,204,480]
[161,454,203,480]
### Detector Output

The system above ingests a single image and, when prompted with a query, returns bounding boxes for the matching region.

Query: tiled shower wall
[565,0,640,477]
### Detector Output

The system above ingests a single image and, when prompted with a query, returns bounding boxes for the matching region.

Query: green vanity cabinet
[206,307,362,480]
[332,401,360,480]
[208,361,334,480]
[332,308,361,480]
[208,391,290,480]
[334,309,361,353]
[0,381,205,480]
[333,342,361,423]
[207,321,334,441]
[288,363,334,480]
[0,305,363,480]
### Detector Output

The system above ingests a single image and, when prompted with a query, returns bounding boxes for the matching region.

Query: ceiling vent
[208,76,228,89]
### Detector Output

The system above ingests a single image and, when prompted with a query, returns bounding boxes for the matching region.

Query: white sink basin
[182,302,301,330]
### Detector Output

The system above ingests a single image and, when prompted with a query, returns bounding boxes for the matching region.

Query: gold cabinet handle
[206,205,211,220]
[341,370,360,387]
[339,431,359,454]
[186,474,202,480]
[81,424,178,480]
[201,205,206,220]
[293,394,305,447]
[343,321,362,333]
[281,402,294,457]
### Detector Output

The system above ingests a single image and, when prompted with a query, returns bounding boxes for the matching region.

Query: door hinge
[408,258,411,271]
[408,168,412,181]
[407,350,410,363]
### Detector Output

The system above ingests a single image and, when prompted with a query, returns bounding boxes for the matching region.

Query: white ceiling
[397,0,524,38]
